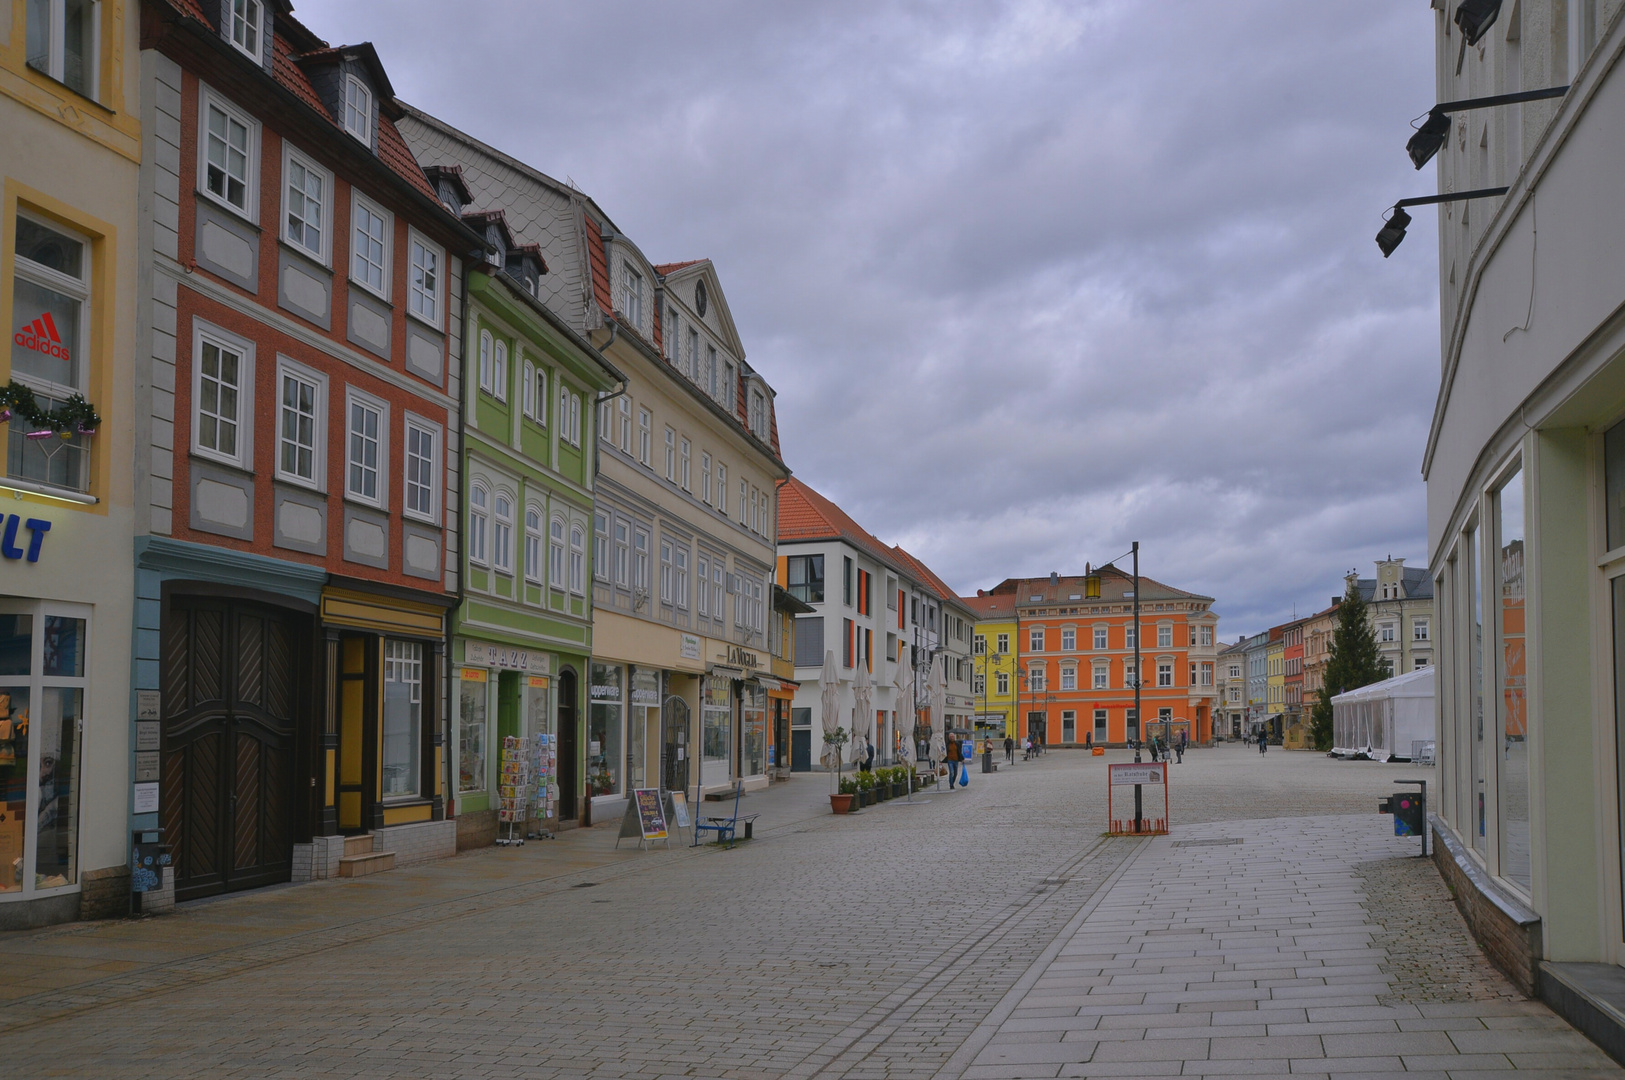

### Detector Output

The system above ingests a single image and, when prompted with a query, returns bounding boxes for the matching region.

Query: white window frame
[492,489,515,574]
[701,452,712,505]
[478,329,493,393]
[1414,619,1431,641]
[1060,666,1077,691]
[407,227,444,328]
[637,408,650,465]
[634,527,650,594]
[281,143,331,264]
[614,519,630,589]
[549,517,566,592]
[491,339,508,403]
[660,539,673,605]
[225,0,262,60]
[593,511,610,584]
[1157,661,1173,688]
[27,0,103,100]
[664,427,675,481]
[343,74,373,145]
[533,366,547,426]
[738,479,747,525]
[1093,662,1108,689]
[349,190,392,300]
[697,555,710,617]
[1061,628,1076,651]
[468,481,490,567]
[570,392,581,445]
[716,464,727,514]
[618,397,631,453]
[1157,623,1173,648]
[1029,628,1044,652]
[675,545,689,610]
[197,84,259,222]
[344,386,389,509]
[524,505,543,584]
[403,414,441,524]
[521,359,535,419]
[273,355,326,490]
[680,437,691,491]
[191,320,255,469]
[712,561,724,620]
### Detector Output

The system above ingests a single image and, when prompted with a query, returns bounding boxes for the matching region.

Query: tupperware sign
[14,312,70,364]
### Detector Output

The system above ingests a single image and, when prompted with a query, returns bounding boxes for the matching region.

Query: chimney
[1049,571,1059,586]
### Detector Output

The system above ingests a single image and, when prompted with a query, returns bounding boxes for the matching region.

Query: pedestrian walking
[1258,732,1268,755]
[1085,730,1093,750]
[1004,735,1015,763]
[1174,740,1183,764]
[946,733,962,788]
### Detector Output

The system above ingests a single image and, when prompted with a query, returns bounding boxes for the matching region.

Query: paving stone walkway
[942,815,1617,1080]
[0,747,1608,1080]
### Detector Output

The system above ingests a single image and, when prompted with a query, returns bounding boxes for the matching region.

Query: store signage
[0,515,51,563]
[459,667,487,683]
[464,643,547,673]
[680,634,701,660]
[724,645,761,671]
[1109,763,1165,787]
[14,312,70,364]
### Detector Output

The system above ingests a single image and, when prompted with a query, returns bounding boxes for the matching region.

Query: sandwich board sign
[616,788,671,849]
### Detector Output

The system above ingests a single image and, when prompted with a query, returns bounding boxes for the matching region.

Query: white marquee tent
[1331,666,1434,761]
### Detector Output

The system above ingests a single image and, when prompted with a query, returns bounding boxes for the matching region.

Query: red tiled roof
[891,545,959,605]
[653,259,704,275]
[987,570,1213,605]
[585,215,613,317]
[162,1,436,203]
[777,478,900,572]
[962,593,1017,619]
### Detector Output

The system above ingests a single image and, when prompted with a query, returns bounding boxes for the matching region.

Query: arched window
[469,482,489,565]
[524,506,543,584]
[493,340,508,401]
[492,491,513,572]
[549,518,565,591]
[569,523,585,595]
[478,329,493,392]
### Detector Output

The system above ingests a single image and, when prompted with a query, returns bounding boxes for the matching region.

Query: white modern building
[1423,0,1625,1038]
[777,477,975,771]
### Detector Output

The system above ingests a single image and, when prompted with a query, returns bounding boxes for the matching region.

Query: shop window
[10,213,94,493]
[701,676,732,784]
[382,640,422,799]
[458,668,486,793]
[27,0,100,99]
[1094,709,1107,742]
[1062,711,1076,743]
[1495,467,1529,889]
[588,663,623,798]
[1467,523,1487,855]
[0,603,87,898]
[741,684,766,777]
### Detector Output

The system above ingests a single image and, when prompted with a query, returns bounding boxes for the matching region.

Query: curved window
[492,340,508,401]
[469,483,489,566]
[569,524,585,595]
[549,519,565,591]
[493,492,513,573]
[524,506,543,584]
[479,329,492,392]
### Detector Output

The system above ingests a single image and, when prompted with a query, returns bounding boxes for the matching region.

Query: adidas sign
[12,312,70,363]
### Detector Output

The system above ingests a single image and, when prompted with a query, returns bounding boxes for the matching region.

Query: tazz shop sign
[0,515,51,563]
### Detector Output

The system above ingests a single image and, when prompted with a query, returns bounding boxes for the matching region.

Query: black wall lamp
[1455,0,1503,46]
[1407,86,1570,168]
[1375,187,1509,257]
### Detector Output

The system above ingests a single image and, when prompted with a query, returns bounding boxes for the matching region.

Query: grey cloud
[299,0,1440,637]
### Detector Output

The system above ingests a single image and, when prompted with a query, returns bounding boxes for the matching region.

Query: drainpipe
[446,249,481,827]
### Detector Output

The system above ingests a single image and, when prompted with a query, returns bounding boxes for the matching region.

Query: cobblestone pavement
[5,745,1596,1080]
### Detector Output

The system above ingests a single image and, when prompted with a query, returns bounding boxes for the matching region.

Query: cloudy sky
[301,0,1441,640]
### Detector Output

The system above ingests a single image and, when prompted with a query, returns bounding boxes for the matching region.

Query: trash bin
[982,747,993,773]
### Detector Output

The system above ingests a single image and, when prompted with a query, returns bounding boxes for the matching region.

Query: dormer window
[343,75,372,144]
[227,0,261,60]
[749,389,766,438]
[621,262,642,330]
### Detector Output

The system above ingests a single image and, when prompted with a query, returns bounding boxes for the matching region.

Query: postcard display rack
[527,733,558,840]
[496,737,528,846]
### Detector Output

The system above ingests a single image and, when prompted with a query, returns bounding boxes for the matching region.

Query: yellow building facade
[1265,635,1286,741]
[966,593,1018,740]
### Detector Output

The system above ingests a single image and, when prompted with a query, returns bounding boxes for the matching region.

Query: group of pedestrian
[1141,731,1190,764]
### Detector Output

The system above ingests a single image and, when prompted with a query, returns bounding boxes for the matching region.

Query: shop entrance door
[662,696,690,793]
[161,598,306,902]
[557,668,579,821]
[791,729,812,771]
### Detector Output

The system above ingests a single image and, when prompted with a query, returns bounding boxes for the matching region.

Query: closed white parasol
[893,660,914,763]
[819,650,843,773]
[929,660,948,761]
[851,661,873,768]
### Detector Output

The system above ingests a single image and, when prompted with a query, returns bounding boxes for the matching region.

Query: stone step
[337,850,395,878]
[342,833,375,858]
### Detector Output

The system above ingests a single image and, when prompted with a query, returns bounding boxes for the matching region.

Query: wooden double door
[161,597,310,902]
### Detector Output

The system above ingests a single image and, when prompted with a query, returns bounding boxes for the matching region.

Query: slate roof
[1355,566,1434,602]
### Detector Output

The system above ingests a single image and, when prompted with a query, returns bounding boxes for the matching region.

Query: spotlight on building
[1407,110,1451,169]
[1375,207,1412,258]
[1454,0,1503,46]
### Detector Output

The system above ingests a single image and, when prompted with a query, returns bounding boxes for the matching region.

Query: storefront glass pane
[382,640,421,799]
[1495,470,1529,889]
[35,687,78,887]
[1614,577,1625,938]
[588,663,622,797]
[0,615,31,676]
[42,616,83,678]
[527,677,551,739]
[1468,526,1487,854]
[0,686,29,892]
[701,676,732,785]
[458,673,487,793]
[741,685,766,777]
[628,668,658,790]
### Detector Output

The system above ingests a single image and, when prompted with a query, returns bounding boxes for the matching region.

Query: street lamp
[1375,187,1509,256]
[1405,85,1568,169]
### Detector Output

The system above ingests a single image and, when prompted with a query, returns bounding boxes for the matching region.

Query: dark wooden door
[791,729,812,772]
[557,668,579,821]
[162,598,304,902]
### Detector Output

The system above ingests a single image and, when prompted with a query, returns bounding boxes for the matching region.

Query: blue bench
[693,784,759,848]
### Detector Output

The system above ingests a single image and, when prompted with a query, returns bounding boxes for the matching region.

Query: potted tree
[833,776,858,813]
[891,767,907,799]
[825,726,853,813]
